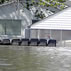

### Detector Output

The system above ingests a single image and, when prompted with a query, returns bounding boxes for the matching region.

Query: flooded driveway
[0,46,71,71]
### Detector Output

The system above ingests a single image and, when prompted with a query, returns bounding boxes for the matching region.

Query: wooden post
[4,23,6,35]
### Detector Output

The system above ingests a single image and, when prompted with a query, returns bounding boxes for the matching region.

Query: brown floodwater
[0,46,71,71]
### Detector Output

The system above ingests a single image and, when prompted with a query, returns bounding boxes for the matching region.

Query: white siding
[0,2,33,25]
[0,2,33,36]
[31,7,71,30]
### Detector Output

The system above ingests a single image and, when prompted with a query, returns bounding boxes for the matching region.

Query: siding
[31,7,71,30]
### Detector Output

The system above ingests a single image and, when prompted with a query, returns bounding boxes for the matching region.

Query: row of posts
[25,28,66,47]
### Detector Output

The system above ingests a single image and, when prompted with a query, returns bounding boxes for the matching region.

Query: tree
[0,0,9,4]
[19,0,66,19]
[22,0,66,10]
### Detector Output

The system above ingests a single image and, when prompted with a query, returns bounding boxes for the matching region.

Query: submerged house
[0,1,61,39]
[30,7,71,46]
[0,1,33,38]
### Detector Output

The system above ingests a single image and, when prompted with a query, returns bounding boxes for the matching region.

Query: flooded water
[0,46,71,71]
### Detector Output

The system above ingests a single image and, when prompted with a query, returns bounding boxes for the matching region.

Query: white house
[0,1,33,38]
[30,7,71,46]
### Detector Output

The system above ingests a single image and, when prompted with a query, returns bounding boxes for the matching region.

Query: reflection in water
[0,46,71,71]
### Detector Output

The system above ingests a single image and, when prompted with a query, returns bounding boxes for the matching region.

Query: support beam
[25,28,30,38]
[36,29,38,38]
[50,29,52,38]
[60,30,63,46]
[17,0,20,19]
[37,30,40,39]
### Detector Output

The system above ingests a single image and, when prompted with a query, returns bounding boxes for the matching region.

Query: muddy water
[0,46,71,71]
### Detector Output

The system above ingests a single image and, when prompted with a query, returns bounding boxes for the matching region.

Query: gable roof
[31,7,71,30]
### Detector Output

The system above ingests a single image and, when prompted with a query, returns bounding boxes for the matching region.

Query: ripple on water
[0,46,71,71]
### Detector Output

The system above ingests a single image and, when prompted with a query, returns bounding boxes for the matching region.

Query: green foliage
[23,0,66,19]
[0,0,5,4]
[35,10,46,19]
[35,12,45,19]
[58,0,66,2]
[0,0,66,19]
[0,0,9,4]
[28,0,66,10]
[39,2,46,6]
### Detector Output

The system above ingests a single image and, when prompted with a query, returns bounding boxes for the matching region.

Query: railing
[0,36,56,47]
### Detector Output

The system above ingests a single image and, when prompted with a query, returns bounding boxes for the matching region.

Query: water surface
[0,46,71,71]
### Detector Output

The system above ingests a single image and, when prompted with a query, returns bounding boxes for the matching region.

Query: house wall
[0,2,33,37]
[30,29,50,39]
[0,2,33,24]
[30,29,71,41]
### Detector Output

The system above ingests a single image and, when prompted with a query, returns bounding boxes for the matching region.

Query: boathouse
[30,7,71,46]
[0,1,32,38]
